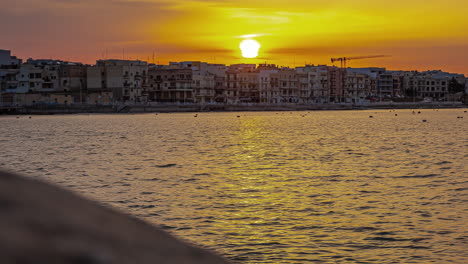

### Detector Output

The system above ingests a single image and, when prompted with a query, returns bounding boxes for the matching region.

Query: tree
[448,77,465,94]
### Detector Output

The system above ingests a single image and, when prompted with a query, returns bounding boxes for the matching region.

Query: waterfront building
[193,71,216,104]
[87,60,148,103]
[225,67,239,104]
[59,65,87,103]
[17,64,45,93]
[258,64,280,104]
[2,48,468,106]
[278,68,299,103]
[0,69,19,92]
[238,70,260,104]
[192,62,227,104]
[297,71,312,104]
[148,67,193,103]
[1,58,83,105]
[378,71,394,98]
[401,70,466,101]
[327,66,346,102]
[225,64,256,104]
[297,65,330,104]
[347,67,404,99]
[421,71,466,98]
[344,72,371,103]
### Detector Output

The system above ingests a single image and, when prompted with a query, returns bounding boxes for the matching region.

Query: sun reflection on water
[0,110,467,263]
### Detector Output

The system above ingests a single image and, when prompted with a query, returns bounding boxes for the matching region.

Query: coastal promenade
[0,102,466,115]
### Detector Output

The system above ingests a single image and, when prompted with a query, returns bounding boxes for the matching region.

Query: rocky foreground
[0,170,230,264]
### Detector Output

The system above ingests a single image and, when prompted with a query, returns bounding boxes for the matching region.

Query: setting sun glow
[240,39,261,58]
[1,0,468,74]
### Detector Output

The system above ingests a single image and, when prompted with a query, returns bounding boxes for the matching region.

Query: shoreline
[1,102,466,115]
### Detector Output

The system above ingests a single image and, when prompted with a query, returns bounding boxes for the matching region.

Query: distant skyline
[1,0,467,74]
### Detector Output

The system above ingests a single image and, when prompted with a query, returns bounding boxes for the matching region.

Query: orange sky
[1,0,467,74]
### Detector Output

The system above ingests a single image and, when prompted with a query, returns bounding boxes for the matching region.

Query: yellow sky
[1,0,467,73]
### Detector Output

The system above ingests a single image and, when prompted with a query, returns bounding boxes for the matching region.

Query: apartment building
[258,64,280,104]
[148,67,193,103]
[87,60,148,102]
[344,72,371,103]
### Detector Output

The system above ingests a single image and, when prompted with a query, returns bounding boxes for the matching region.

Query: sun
[240,39,261,58]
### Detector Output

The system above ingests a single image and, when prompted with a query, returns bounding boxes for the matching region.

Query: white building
[258,65,280,104]
[16,64,43,93]
[297,65,330,104]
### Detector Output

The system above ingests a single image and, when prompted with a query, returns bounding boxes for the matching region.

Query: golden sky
[1,0,467,74]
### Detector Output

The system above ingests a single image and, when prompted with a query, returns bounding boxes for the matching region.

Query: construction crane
[331,55,387,68]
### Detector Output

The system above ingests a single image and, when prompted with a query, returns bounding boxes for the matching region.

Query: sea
[1,109,467,263]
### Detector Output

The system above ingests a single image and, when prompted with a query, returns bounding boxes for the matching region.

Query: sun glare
[240,39,261,58]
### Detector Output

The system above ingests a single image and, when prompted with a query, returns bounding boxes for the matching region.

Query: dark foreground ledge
[0,170,230,264]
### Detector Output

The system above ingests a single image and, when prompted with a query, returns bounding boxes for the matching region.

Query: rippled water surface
[1,109,467,263]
